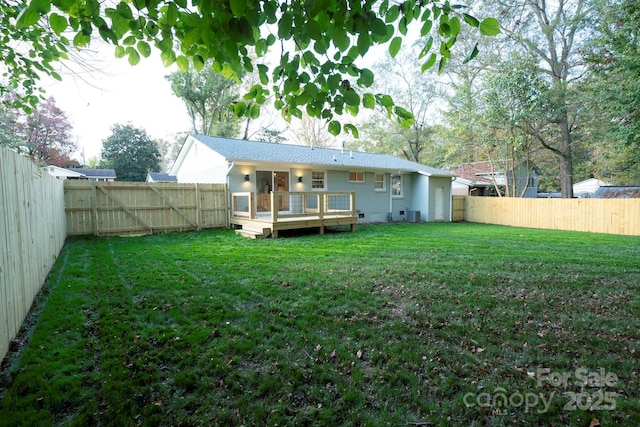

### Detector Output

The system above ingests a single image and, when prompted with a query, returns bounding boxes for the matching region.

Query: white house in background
[170,135,456,224]
[43,166,117,181]
[573,178,610,197]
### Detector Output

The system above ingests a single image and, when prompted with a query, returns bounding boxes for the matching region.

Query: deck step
[235,229,264,239]
[235,226,272,239]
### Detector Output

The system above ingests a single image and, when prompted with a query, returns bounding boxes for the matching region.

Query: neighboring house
[573,178,610,197]
[43,166,117,181]
[42,165,86,180]
[593,186,640,198]
[449,160,539,198]
[146,172,178,183]
[170,135,456,223]
[539,178,612,198]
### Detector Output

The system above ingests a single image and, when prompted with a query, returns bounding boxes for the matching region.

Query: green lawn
[1,223,638,426]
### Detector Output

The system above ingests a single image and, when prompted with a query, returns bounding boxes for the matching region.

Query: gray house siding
[326,170,390,223]
[426,176,452,221]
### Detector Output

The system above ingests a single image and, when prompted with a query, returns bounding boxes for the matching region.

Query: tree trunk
[558,115,574,198]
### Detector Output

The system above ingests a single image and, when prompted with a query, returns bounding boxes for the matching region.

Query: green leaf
[176,55,189,72]
[31,0,51,14]
[438,57,447,74]
[377,94,394,107]
[249,103,260,119]
[126,47,140,65]
[116,2,133,19]
[114,45,125,58]
[421,53,437,72]
[449,16,461,37]
[385,5,399,23]
[370,18,387,36]
[327,120,341,136]
[420,19,433,37]
[389,36,402,58]
[479,18,500,36]
[230,0,246,16]
[463,43,479,64]
[362,93,375,109]
[257,64,269,85]
[165,3,179,25]
[357,68,374,87]
[343,90,360,106]
[394,106,414,128]
[16,8,41,28]
[137,41,151,58]
[344,124,359,138]
[161,49,176,66]
[49,13,68,35]
[233,101,247,116]
[394,106,413,120]
[463,13,479,27]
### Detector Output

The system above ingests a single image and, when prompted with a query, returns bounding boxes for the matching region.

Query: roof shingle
[192,135,454,177]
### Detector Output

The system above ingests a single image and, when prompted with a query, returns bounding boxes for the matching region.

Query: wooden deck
[230,191,357,238]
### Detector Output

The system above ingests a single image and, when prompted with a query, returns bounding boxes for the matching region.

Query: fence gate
[64,181,229,236]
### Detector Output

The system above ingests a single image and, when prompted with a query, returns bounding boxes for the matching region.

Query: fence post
[91,180,98,236]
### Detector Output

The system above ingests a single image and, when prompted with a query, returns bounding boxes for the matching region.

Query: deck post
[271,191,278,222]
[319,193,325,219]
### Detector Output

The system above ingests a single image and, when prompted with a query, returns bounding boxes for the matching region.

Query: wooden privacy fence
[457,196,640,236]
[64,181,229,236]
[1,148,66,360]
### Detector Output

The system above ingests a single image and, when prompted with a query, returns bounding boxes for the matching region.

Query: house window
[391,174,403,197]
[349,171,365,182]
[374,173,385,191]
[312,171,326,190]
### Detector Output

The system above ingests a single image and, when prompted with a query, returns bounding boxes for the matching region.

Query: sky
[42,46,192,163]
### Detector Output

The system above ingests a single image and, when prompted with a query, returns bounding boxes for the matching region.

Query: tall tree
[10,0,498,130]
[100,123,161,182]
[582,0,640,183]
[291,115,336,148]
[166,64,240,137]
[348,46,447,165]
[0,95,78,166]
[479,56,543,196]
[496,0,596,197]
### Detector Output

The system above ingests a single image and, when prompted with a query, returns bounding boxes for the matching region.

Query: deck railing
[231,191,356,221]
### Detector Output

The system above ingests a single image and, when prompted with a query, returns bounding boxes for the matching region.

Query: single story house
[170,135,456,226]
[449,160,539,197]
[146,172,178,183]
[43,166,117,181]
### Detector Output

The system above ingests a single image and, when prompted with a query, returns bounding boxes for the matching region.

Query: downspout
[450,176,456,222]
[388,173,393,222]
[226,161,235,224]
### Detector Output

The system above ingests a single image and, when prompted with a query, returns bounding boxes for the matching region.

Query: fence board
[64,181,228,236]
[1,148,66,360]
[459,196,640,236]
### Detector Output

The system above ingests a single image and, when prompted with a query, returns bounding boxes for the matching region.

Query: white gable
[170,136,229,183]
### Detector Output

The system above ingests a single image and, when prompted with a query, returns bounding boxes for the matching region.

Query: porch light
[298,176,303,183]
[244,174,250,182]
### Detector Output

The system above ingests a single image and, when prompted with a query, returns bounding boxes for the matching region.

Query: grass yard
[0,223,638,426]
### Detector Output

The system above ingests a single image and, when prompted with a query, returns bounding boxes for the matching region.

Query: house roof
[43,165,86,178]
[190,135,455,177]
[68,168,117,179]
[593,186,640,198]
[448,161,502,185]
[147,172,178,182]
